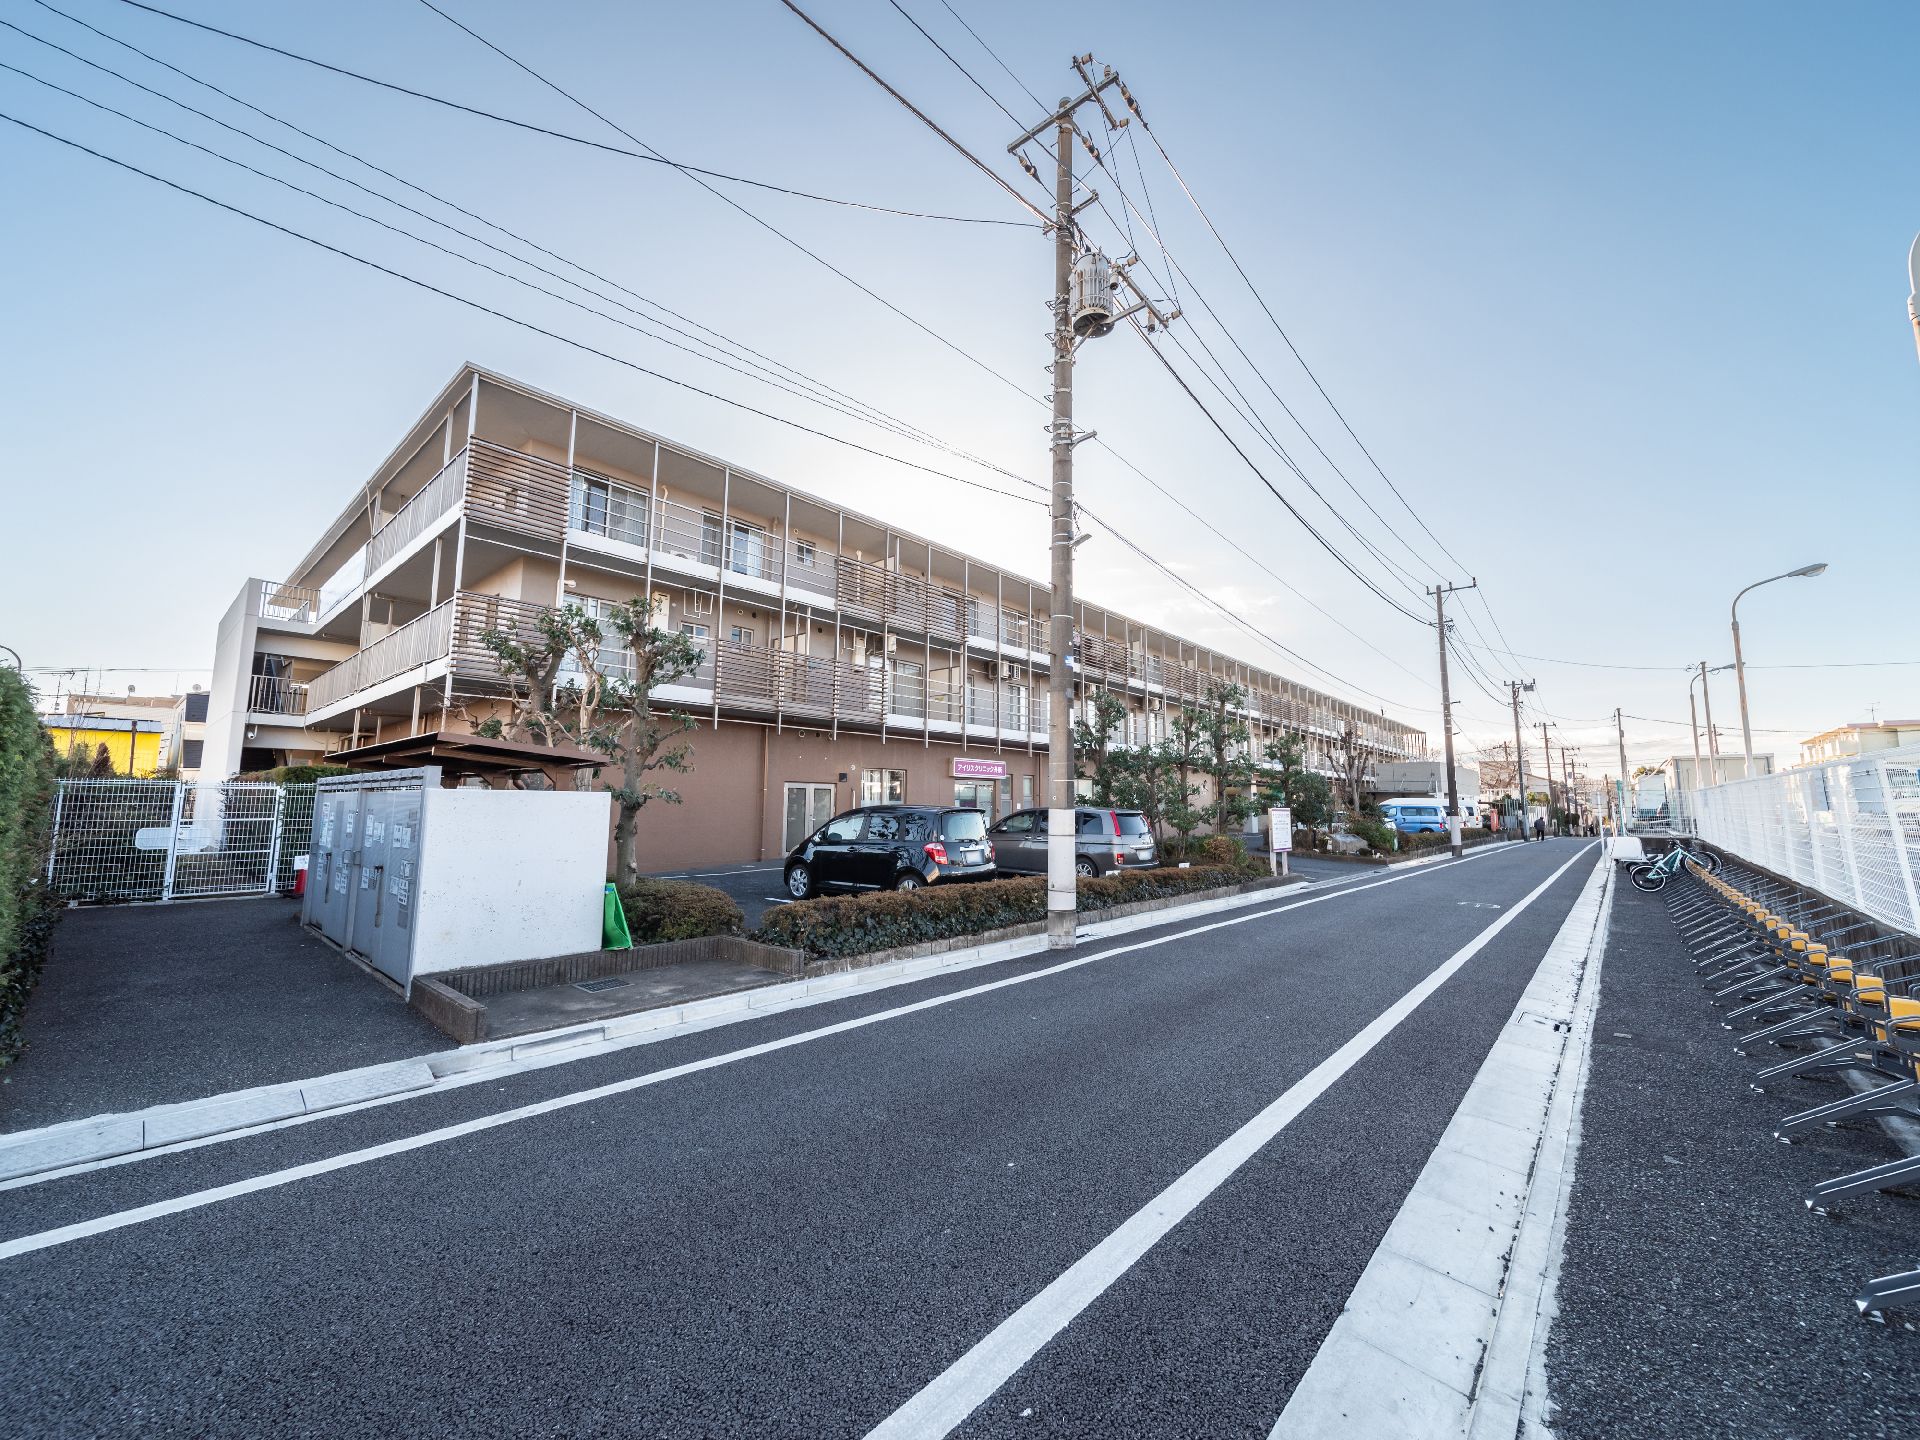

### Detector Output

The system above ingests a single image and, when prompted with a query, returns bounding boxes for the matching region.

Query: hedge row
[617,877,744,944]
[752,864,1254,960]
[0,669,59,1066]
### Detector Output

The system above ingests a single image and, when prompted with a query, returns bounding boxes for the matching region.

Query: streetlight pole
[1731,563,1828,779]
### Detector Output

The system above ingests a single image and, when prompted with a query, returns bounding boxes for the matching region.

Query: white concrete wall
[199,581,259,782]
[410,789,611,975]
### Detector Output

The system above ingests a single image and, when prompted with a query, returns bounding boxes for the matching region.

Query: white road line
[0,844,1538,1260]
[864,843,1599,1440]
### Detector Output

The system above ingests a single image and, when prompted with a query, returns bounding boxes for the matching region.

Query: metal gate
[304,769,435,988]
[46,779,318,903]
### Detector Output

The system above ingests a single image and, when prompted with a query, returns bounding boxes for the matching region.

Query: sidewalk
[1543,882,1920,1437]
[0,899,441,1134]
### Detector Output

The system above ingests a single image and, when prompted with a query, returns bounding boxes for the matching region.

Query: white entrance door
[783,783,837,853]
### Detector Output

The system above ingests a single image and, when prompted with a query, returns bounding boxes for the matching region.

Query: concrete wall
[199,581,258,783]
[411,789,610,975]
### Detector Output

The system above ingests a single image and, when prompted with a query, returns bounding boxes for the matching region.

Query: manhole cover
[574,977,631,994]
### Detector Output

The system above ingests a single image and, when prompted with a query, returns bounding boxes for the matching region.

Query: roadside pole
[1539,721,1554,836]
[1615,707,1630,832]
[1427,580,1477,858]
[1510,679,1534,840]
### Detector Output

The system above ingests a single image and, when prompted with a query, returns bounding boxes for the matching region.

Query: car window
[1076,811,1106,836]
[997,813,1034,835]
[1114,813,1150,836]
[903,813,933,843]
[868,813,902,841]
[820,813,864,844]
[941,810,988,842]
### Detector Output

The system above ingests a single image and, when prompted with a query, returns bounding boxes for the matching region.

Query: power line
[91,0,1027,225]
[932,0,1045,113]
[409,0,1045,407]
[0,111,1048,509]
[20,1,1013,476]
[1131,323,1431,625]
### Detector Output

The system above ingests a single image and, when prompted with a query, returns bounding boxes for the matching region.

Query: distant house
[44,714,166,776]
[1800,720,1920,767]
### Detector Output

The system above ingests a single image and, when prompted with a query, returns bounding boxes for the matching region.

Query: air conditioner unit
[998,662,1015,681]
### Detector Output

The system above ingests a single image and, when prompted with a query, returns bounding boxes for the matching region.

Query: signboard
[1269,806,1293,851]
[952,757,1009,779]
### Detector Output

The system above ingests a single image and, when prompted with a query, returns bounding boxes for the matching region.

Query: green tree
[1158,705,1207,849]
[1072,689,1129,805]
[591,599,707,886]
[1198,681,1256,835]
[1259,730,1333,843]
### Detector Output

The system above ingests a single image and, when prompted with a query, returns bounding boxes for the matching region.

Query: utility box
[304,768,611,993]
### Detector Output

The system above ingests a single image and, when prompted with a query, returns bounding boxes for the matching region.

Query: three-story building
[201,366,1427,868]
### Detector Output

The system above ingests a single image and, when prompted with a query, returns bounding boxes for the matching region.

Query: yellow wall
[49,726,165,777]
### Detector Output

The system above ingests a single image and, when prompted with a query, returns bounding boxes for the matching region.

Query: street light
[1689,662,1733,788]
[1731,563,1828,777]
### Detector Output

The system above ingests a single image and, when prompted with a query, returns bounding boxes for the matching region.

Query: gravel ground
[1546,879,1920,1439]
[0,898,442,1132]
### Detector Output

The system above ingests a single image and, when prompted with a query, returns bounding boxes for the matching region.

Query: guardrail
[306,599,454,713]
[368,450,466,575]
[257,581,324,625]
[1692,742,1920,935]
[247,675,309,717]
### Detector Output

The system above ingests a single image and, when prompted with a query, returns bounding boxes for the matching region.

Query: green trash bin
[602,882,632,950]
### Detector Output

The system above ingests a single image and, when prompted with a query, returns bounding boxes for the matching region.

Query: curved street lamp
[1731,564,1827,777]
[1689,662,1733,787]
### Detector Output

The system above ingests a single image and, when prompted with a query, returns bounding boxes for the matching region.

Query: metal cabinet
[303,769,436,990]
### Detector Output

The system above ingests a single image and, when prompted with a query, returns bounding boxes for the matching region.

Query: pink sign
[952,757,1009,779]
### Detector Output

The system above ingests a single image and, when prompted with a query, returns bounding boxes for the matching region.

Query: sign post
[1269,805,1292,878]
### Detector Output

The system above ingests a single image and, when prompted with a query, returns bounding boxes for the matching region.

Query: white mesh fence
[1691,743,1920,935]
[47,780,319,903]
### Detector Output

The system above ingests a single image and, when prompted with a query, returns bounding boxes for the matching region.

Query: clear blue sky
[3,0,1916,779]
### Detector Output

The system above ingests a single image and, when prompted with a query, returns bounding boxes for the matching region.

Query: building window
[181,739,204,770]
[861,768,905,805]
[728,519,767,578]
[730,625,754,649]
[795,538,817,566]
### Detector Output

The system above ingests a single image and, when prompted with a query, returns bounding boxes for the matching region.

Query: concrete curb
[0,1059,436,1183]
[0,843,1523,1188]
[1271,848,1612,1439]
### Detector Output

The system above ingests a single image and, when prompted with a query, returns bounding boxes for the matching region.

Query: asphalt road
[2,841,1597,1437]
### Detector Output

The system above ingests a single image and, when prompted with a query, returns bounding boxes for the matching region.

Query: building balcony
[247,675,309,717]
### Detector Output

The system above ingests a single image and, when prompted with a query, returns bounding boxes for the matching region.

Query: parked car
[783,805,996,898]
[986,807,1159,877]
[1378,798,1446,833]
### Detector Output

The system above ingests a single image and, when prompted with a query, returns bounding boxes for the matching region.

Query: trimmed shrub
[234,763,352,785]
[753,864,1255,960]
[0,669,59,1066]
[617,877,744,944]
[1348,816,1397,854]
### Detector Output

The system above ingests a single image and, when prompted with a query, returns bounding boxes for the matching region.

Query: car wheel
[786,864,815,899]
[1074,857,1099,878]
[894,872,923,891]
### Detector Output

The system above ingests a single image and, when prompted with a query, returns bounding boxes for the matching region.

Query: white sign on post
[1269,806,1292,877]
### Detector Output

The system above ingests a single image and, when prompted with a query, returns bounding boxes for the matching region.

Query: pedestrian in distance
[1533,816,1547,842]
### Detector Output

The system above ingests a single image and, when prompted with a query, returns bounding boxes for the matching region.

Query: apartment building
[1800,720,1920,767]
[201,366,1427,869]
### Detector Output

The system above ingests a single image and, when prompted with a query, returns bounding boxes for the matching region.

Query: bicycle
[1629,840,1721,892]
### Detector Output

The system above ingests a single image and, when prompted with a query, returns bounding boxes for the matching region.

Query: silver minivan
[987,807,1159,877]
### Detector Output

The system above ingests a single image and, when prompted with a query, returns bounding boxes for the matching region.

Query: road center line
[863,842,1599,1440]
[0,842,1535,1263]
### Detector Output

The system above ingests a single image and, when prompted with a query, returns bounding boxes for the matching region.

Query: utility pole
[1508,679,1534,840]
[1698,660,1720,767]
[1008,58,1172,950]
[1428,580,1477,857]
[1539,721,1554,836]
[1615,707,1630,831]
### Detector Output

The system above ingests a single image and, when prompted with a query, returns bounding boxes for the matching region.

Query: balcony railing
[306,599,454,714]
[247,675,309,716]
[368,450,467,575]
[466,438,570,539]
[713,643,881,722]
[257,581,323,625]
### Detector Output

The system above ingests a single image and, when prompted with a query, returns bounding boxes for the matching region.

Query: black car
[783,805,996,898]
[987,806,1159,877]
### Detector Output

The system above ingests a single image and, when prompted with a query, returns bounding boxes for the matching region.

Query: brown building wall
[620,719,1041,873]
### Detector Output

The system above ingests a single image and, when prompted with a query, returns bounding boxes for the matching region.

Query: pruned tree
[1158,704,1207,848]
[471,597,706,882]
[1198,680,1255,835]
[589,599,707,885]
[1324,721,1371,815]
[1072,688,1129,805]
[1259,730,1333,843]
